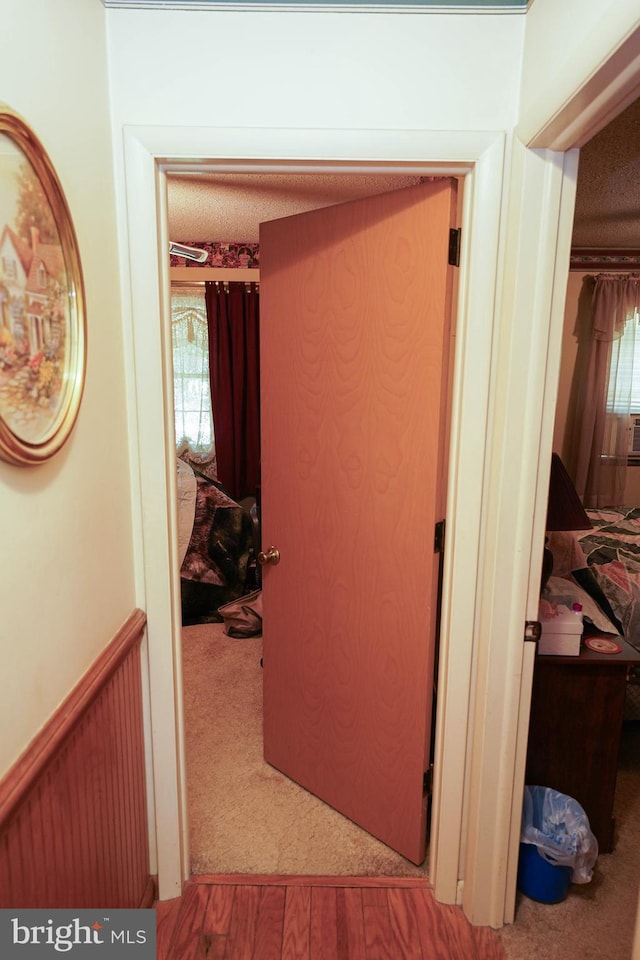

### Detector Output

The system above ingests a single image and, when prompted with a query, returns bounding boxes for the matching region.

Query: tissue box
[538,603,583,656]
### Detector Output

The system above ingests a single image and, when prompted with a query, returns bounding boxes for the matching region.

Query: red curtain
[205,280,261,502]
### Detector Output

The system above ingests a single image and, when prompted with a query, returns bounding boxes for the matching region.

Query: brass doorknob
[257,546,280,566]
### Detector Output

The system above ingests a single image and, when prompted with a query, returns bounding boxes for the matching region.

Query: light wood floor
[156,875,506,959]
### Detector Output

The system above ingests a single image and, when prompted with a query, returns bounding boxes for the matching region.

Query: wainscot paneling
[0,609,153,908]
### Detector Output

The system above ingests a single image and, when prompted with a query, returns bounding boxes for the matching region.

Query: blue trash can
[517,842,572,904]
[518,785,598,904]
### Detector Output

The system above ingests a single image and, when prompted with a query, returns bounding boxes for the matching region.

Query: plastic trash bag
[521,785,598,884]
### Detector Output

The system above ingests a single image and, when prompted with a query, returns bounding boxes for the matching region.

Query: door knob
[257,546,280,566]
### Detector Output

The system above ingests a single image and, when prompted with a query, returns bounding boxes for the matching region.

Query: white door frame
[121,125,510,907]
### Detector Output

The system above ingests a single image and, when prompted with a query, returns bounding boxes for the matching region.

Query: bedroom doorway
[505,97,640,955]
[171,174,461,877]
[125,122,526,920]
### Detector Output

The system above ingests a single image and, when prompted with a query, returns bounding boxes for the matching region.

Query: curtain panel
[569,274,640,507]
[205,281,261,502]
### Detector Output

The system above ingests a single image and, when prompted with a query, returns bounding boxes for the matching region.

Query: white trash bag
[521,785,598,884]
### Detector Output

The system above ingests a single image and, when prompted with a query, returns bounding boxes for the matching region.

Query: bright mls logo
[0,910,156,958]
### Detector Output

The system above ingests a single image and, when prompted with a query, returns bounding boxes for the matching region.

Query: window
[171,284,214,455]
[606,308,640,413]
[606,308,640,463]
[3,257,16,280]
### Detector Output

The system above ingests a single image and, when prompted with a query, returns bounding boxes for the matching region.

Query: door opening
[124,124,505,909]
[169,171,462,872]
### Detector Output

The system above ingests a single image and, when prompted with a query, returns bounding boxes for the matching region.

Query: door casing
[121,126,506,907]
[118,111,618,926]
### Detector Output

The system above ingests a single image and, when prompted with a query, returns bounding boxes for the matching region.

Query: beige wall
[0,0,135,774]
[105,9,524,130]
[553,269,640,505]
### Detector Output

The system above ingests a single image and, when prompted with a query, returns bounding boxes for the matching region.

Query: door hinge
[524,620,541,644]
[423,765,434,797]
[448,228,461,267]
[434,519,446,554]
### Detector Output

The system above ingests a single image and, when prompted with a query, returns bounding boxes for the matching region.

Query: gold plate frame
[0,106,86,465]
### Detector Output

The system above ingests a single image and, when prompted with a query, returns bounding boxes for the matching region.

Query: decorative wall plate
[0,106,86,465]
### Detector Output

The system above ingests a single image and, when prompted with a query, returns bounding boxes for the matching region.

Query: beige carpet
[499,721,640,960]
[182,622,639,957]
[181,621,428,878]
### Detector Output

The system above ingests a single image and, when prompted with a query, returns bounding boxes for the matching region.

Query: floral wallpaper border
[570,248,640,271]
[170,241,259,269]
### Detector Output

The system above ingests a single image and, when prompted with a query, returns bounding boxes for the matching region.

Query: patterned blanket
[549,506,640,649]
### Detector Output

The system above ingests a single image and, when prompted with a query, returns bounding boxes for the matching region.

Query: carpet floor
[181,622,639,958]
[181,621,429,878]
[498,721,640,960]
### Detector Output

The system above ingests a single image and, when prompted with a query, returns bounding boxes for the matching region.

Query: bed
[531,502,640,851]
[544,500,640,728]
[545,506,640,652]
[177,457,254,625]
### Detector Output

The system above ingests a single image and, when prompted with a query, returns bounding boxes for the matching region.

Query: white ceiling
[167,98,640,250]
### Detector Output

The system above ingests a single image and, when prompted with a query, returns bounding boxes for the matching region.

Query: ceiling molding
[102,0,527,12]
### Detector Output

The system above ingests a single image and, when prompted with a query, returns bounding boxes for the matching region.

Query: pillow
[178,445,218,483]
[571,566,623,634]
[546,530,589,579]
[542,576,620,635]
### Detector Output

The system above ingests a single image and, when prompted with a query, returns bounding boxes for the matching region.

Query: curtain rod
[170,266,258,283]
[213,280,259,294]
[171,280,259,293]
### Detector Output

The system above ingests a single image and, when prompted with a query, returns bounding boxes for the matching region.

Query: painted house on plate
[0,227,31,353]
[0,225,64,358]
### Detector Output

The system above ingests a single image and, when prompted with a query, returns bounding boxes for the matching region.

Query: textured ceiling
[166,98,640,250]
[167,173,424,242]
[572,96,640,249]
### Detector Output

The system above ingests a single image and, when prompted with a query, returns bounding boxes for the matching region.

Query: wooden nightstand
[525,634,640,853]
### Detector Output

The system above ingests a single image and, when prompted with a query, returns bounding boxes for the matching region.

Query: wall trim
[103,0,527,12]
[0,608,147,826]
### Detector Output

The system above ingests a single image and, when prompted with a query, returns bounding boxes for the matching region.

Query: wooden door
[259,179,457,864]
